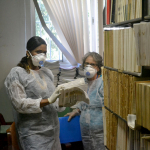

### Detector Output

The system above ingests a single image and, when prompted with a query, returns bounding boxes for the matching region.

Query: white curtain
[34,0,77,65]
[43,0,90,64]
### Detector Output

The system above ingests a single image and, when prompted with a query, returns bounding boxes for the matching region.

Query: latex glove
[48,87,61,104]
[64,109,80,122]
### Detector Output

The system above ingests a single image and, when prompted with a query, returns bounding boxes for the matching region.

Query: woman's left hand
[64,109,80,121]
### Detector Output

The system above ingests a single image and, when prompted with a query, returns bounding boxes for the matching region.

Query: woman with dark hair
[65,52,105,150]
[4,36,63,150]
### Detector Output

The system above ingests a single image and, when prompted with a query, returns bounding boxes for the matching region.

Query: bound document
[58,78,89,107]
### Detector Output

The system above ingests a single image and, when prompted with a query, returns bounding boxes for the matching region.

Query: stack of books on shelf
[104,0,142,25]
[103,107,118,150]
[135,81,150,130]
[103,1,150,149]
[103,107,150,150]
[44,61,60,87]
[104,28,141,73]
[57,66,77,85]
[134,22,150,66]
[103,68,150,120]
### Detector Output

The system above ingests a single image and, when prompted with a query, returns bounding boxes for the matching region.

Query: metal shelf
[104,106,150,134]
[104,66,150,77]
[104,106,127,123]
[104,66,142,77]
[104,66,118,72]
[103,18,142,28]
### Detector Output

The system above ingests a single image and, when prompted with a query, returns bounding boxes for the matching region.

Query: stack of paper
[44,60,60,87]
[76,65,85,79]
[58,66,77,85]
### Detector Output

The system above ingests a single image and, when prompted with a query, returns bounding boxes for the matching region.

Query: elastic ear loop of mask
[27,50,33,58]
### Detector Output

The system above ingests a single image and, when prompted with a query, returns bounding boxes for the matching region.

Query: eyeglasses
[84,62,98,67]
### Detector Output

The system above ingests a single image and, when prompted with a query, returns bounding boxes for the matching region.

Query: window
[35,0,62,61]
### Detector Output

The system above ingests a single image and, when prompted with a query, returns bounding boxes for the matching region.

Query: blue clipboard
[59,116,82,144]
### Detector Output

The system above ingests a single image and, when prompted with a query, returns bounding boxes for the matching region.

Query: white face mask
[84,65,97,78]
[28,51,46,66]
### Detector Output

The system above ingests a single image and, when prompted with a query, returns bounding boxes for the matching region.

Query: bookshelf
[103,0,150,149]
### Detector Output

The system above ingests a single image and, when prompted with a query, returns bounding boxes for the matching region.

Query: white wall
[0,0,35,122]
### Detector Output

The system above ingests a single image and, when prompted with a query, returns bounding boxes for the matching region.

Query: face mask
[28,51,46,66]
[84,65,97,78]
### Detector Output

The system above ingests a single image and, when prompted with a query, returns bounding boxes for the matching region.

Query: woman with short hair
[65,52,105,150]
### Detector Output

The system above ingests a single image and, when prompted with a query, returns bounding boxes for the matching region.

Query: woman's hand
[64,109,80,122]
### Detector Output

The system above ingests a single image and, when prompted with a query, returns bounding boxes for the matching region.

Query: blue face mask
[84,65,97,78]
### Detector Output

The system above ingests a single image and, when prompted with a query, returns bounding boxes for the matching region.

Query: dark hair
[17,36,47,73]
[82,52,103,75]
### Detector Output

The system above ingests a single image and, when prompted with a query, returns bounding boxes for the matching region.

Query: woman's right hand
[64,109,80,122]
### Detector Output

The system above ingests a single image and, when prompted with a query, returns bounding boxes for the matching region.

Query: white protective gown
[76,76,105,150]
[4,66,62,150]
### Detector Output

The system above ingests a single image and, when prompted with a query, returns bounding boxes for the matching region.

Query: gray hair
[82,52,103,75]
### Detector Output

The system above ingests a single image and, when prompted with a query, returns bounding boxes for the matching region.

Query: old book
[135,81,150,126]
[102,107,107,146]
[146,23,150,65]
[104,31,106,66]
[148,0,150,15]
[121,29,124,70]
[109,71,113,110]
[113,30,116,68]
[118,29,121,70]
[111,30,114,68]
[128,28,132,72]
[133,24,140,66]
[135,0,139,18]
[147,85,150,130]
[110,0,113,24]
[128,76,132,114]
[128,0,132,20]
[131,28,135,72]
[58,78,89,107]
[124,29,127,71]
[138,83,142,126]
[111,0,116,23]
[139,0,142,18]
[114,71,118,113]
[122,0,126,21]
[140,22,147,66]
[131,0,136,19]
[116,30,119,69]
[115,0,118,23]
[107,0,111,25]
[125,0,128,21]
[109,30,114,68]
[125,74,129,120]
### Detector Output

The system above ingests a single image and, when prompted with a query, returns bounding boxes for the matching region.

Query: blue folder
[59,116,82,144]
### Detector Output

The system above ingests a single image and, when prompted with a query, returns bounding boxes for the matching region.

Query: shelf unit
[104,106,127,123]
[103,0,150,149]
[103,0,150,28]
